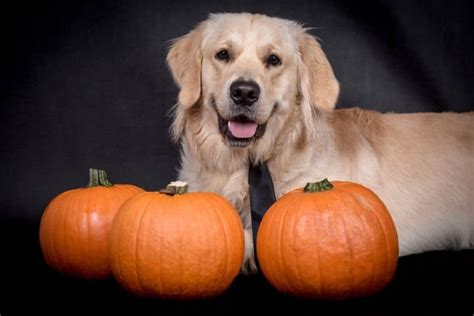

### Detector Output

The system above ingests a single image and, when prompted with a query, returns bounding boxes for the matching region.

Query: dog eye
[266,54,281,66]
[215,49,230,62]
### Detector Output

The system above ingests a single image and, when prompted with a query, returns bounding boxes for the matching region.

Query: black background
[1,0,473,315]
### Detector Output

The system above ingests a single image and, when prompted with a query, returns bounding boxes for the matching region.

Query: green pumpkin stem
[87,168,113,187]
[304,178,334,193]
[159,181,189,195]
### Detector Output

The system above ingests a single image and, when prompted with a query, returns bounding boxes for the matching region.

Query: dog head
[167,13,339,162]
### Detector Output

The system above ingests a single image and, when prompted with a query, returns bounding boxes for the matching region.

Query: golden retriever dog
[166,13,474,273]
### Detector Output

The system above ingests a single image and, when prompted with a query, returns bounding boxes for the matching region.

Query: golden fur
[167,13,474,273]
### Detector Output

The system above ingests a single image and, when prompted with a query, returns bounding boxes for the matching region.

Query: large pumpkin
[39,169,144,279]
[109,181,244,299]
[256,179,398,299]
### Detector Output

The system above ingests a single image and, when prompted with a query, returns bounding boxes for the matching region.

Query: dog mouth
[215,110,267,148]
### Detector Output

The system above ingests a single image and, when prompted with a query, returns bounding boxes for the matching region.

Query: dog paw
[241,255,258,275]
[240,228,258,274]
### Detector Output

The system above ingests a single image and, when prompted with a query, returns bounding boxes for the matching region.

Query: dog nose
[230,80,260,106]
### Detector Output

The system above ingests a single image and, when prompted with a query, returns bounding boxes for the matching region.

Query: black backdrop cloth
[1,0,473,315]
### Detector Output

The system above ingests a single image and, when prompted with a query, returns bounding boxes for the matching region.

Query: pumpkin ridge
[134,193,159,296]
[40,193,58,269]
[341,188,382,294]
[323,196,338,296]
[123,184,134,196]
[364,196,393,284]
[366,201,393,290]
[206,196,231,291]
[348,188,397,284]
[109,200,121,287]
[262,195,284,290]
[371,212,393,285]
[279,196,300,292]
[110,196,130,289]
[163,193,177,297]
[94,186,110,276]
[157,194,168,296]
[84,187,93,276]
[181,194,200,295]
[198,195,217,294]
[60,190,78,275]
[291,194,306,294]
[294,193,315,294]
[338,194,355,297]
[46,195,61,269]
[176,195,185,297]
[306,194,324,297]
[105,186,135,272]
[258,195,282,290]
[278,194,299,293]
[41,191,69,270]
[52,193,66,272]
[258,201,271,285]
[116,184,131,197]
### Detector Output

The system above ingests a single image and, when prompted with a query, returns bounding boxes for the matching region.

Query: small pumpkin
[39,169,144,279]
[109,181,244,299]
[256,179,398,299]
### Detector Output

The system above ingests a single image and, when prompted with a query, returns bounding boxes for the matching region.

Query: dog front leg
[238,198,258,274]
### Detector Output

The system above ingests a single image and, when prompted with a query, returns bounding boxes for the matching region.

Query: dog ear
[297,32,339,112]
[167,23,205,109]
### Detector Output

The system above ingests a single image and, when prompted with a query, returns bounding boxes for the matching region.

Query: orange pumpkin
[256,179,398,299]
[39,169,144,279]
[109,181,244,299]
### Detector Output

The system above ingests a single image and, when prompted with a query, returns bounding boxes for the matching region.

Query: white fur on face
[200,14,300,147]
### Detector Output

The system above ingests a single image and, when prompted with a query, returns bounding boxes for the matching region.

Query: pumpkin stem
[87,169,113,187]
[159,181,189,195]
[304,179,334,193]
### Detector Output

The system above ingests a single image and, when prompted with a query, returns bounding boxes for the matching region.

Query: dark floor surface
[1,222,472,316]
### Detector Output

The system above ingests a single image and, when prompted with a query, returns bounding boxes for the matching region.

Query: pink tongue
[228,121,258,138]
